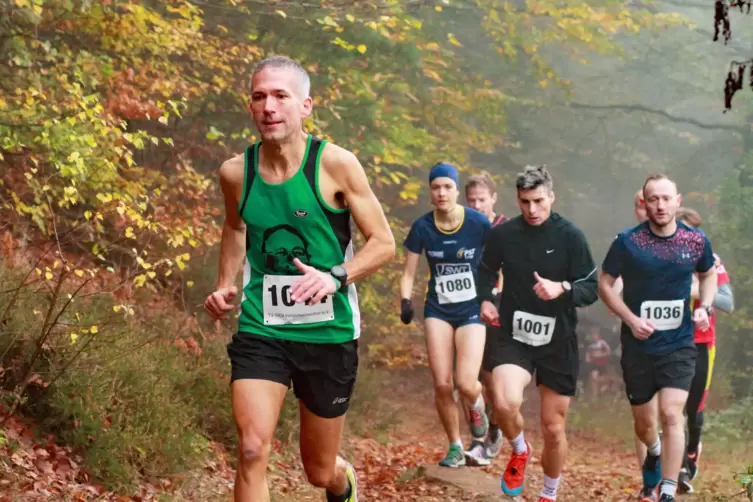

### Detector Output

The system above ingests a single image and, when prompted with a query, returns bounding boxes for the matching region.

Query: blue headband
[429,163,459,187]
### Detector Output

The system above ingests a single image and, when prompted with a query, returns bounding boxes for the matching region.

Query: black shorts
[483,325,579,396]
[621,343,696,406]
[227,332,359,419]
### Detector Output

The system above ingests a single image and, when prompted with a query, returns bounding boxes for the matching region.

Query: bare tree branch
[568,102,745,132]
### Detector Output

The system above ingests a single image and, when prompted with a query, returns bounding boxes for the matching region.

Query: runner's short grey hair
[250,55,311,99]
[516,165,553,192]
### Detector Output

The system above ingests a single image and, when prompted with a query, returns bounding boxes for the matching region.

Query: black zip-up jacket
[478,212,598,350]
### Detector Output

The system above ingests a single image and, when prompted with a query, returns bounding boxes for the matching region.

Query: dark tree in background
[716,0,753,110]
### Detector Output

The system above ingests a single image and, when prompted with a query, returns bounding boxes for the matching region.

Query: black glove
[400,298,414,325]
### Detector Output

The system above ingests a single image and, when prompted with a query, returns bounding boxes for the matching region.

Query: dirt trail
[1,364,747,501]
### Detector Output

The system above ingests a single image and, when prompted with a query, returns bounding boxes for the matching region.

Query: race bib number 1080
[263,275,335,326]
[640,299,683,331]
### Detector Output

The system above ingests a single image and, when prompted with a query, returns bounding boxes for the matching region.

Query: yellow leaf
[35,268,42,276]
[147,271,156,279]
[275,9,286,18]
[133,274,147,287]
[128,308,135,316]
[70,333,78,344]
[158,116,169,125]
[84,210,92,220]
[45,271,53,280]
[181,253,190,260]
[435,5,443,11]
[357,44,367,54]
[125,227,135,239]
[113,305,121,312]
[447,33,463,47]
[346,14,355,22]
[187,281,194,288]
[74,269,84,277]
[90,325,98,334]
[539,79,549,88]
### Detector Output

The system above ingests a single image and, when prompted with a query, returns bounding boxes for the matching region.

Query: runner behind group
[400,163,491,468]
[464,172,505,462]
[598,174,717,502]
[585,327,612,397]
[478,165,599,501]
[204,56,396,502]
[674,207,735,494]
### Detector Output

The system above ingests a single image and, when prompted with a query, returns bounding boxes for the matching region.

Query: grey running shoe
[468,403,489,439]
[484,427,503,458]
[464,440,491,466]
[439,443,466,468]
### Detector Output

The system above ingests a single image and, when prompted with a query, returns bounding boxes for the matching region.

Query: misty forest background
[1,0,753,500]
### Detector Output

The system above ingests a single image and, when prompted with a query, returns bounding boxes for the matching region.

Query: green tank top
[237,135,360,344]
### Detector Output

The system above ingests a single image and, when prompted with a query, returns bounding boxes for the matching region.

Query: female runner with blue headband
[399,162,492,468]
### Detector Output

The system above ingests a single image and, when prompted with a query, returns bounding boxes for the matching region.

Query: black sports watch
[701,304,713,316]
[330,265,348,291]
[562,281,572,293]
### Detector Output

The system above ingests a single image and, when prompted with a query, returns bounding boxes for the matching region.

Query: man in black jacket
[477,165,598,502]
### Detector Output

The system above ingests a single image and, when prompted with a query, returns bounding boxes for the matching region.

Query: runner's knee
[455,377,479,400]
[238,430,270,469]
[659,406,684,428]
[494,395,522,417]
[541,418,566,444]
[302,461,336,488]
[434,380,455,399]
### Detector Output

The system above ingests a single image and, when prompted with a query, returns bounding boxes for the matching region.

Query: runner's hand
[290,258,337,305]
[400,299,414,324]
[204,286,238,321]
[480,300,499,324]
[532,272,565,301]
[628,316,655,340]
[693,307,710,332]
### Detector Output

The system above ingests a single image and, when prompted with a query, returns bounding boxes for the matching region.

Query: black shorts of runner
[620,343,696,406]
[227,332,359,419]
[483,324,579,396]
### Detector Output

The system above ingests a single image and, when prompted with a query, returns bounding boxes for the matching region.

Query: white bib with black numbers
[512,310,556,347]
[262,275,335,325]
[435,271,477,305]
[640,299,683,331]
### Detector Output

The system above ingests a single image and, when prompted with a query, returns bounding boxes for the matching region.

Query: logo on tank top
[261,224,312,274]
[456,247,476,260]
[293,209,308,218]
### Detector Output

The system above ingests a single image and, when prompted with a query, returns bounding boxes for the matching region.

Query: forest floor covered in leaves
[0,363,750,501]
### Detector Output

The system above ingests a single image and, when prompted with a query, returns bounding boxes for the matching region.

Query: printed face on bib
[263,275,335,325]
[434,263,477,304]
[512,310,556,347]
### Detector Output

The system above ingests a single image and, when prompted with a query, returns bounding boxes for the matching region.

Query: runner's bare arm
[216,156,246,290]
[400,251,420,300]
[598,272,638,326]
[322,145,396,284]
[477,225,504,304]
[696,266,717,309]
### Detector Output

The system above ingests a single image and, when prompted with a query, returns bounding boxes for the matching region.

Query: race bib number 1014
[263,275,335,326]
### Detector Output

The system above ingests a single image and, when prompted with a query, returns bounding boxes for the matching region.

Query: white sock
[452,439,463,449]
[540,474,560,499]
[660,479,677,498]
[510,431,527,455]
[647,438,661,457]
[471,394,484,410]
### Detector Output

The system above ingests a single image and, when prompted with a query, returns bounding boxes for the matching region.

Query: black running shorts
[483,324,579,396]
[227,332,359,418]
[621,343,696,406]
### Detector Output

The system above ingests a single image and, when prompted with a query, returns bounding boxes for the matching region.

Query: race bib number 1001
[512,311,556,347]
[640,299,684,331]
[263,275,335,326]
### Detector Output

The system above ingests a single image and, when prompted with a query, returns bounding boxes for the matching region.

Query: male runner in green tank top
[204,55,395,502]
